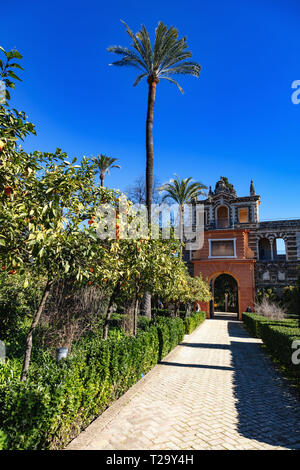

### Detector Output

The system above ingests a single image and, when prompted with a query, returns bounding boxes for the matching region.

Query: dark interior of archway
[214,274,238,313]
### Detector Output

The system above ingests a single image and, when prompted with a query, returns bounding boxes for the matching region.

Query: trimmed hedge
[184,312,206,334]
[243,312,300,377]
[0,313,205,450]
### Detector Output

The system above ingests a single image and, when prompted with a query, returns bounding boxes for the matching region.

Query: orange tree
[0,144,123,380]
[99,237,183,338]
[0,45,122,379]
[158,265,211,315]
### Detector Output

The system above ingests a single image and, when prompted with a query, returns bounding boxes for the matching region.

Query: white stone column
[232,206,236,227]
[209,205,213,225]
[269,237,274,260]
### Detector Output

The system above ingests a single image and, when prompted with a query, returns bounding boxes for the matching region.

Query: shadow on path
[159,361,233,371]
[228,320,300,449]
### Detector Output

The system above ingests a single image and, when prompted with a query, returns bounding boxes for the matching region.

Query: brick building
[186,177,300,319]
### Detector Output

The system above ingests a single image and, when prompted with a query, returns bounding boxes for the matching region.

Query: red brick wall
[193,229,255,320]
[193,229,249,260]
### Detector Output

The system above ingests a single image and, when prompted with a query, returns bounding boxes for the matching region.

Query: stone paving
[66,318,300,450]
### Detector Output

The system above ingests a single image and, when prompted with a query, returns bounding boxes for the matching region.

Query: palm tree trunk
[20,279,52,381]
[180,205,184,259]
[146,77,158,225]
[100,173,105,187]
[144,77,158,320]
[141,291,151,318]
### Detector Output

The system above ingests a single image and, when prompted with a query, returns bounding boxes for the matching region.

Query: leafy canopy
[107,21,201,93]
[159,174,207,205]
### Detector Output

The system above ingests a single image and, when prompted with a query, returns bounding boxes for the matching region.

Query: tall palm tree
[159,175,207,256]
[93,154,120,187]
[107,21,201,224]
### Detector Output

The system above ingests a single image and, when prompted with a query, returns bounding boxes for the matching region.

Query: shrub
[151,308,172,318]
[0,313,204,450]
[152,316,185,359]
[137,315,151,331]
[243,312,300,378]
[254,297,286,321]
[184,311,206,334]
[0,273,44,340]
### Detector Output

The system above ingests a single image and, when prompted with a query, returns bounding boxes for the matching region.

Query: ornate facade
[186,177,300,319]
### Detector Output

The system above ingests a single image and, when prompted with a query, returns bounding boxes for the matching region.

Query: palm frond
[133,72,148,87]
[108,20,201,87]
[107,46,146,70]
[161,61,202,77]
[120,21,151,72]
[159,175,207,205]
[92,154,120,175]
[160,76,184,94]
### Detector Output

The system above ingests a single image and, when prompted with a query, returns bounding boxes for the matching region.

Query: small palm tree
[93,154,120,187]
[108,21,201,223]
[159,175,207,255]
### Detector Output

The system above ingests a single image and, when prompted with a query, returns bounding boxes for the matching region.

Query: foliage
[107,21,201,93]
[151,308,172,318]
[256,288,278,304]
[254,297,286,321]
[220,176,234,192]
[152,316,185,359]
[159,270,211,310]
[0,46,35,142]
[92,154,120,187]
[0,314,204,450]
[0,272,44,340]
[159,174,207,205]
[256,280,300,318]
[184,311,206,334]
[243,313,300,379]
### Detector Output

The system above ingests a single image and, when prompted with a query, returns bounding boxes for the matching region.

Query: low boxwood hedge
[0,313,205,450]
[184,312,206,334]
[243,312,300,378]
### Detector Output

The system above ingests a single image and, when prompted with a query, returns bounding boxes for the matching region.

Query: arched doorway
[213,273,239,319]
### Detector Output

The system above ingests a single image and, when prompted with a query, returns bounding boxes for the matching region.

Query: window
[274,238,286,260]
[216,205,229,228]
[209,238,236,258]
[239,208,248,223]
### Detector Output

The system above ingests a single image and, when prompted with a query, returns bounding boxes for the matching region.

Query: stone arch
[209,271,240,318]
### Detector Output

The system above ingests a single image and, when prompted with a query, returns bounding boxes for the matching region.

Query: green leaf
[7,71,21,81]
[9,63,24,71]
[11,50,23,60]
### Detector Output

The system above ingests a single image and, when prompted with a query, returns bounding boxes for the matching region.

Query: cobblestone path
[67,319,300,450]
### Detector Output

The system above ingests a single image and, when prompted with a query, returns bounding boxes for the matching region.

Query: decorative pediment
[214,177,237,198]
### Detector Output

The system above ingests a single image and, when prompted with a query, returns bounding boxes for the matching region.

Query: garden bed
[0,312,205,450]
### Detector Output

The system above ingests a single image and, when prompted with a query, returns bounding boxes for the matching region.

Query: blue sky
[2,0,300,221]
